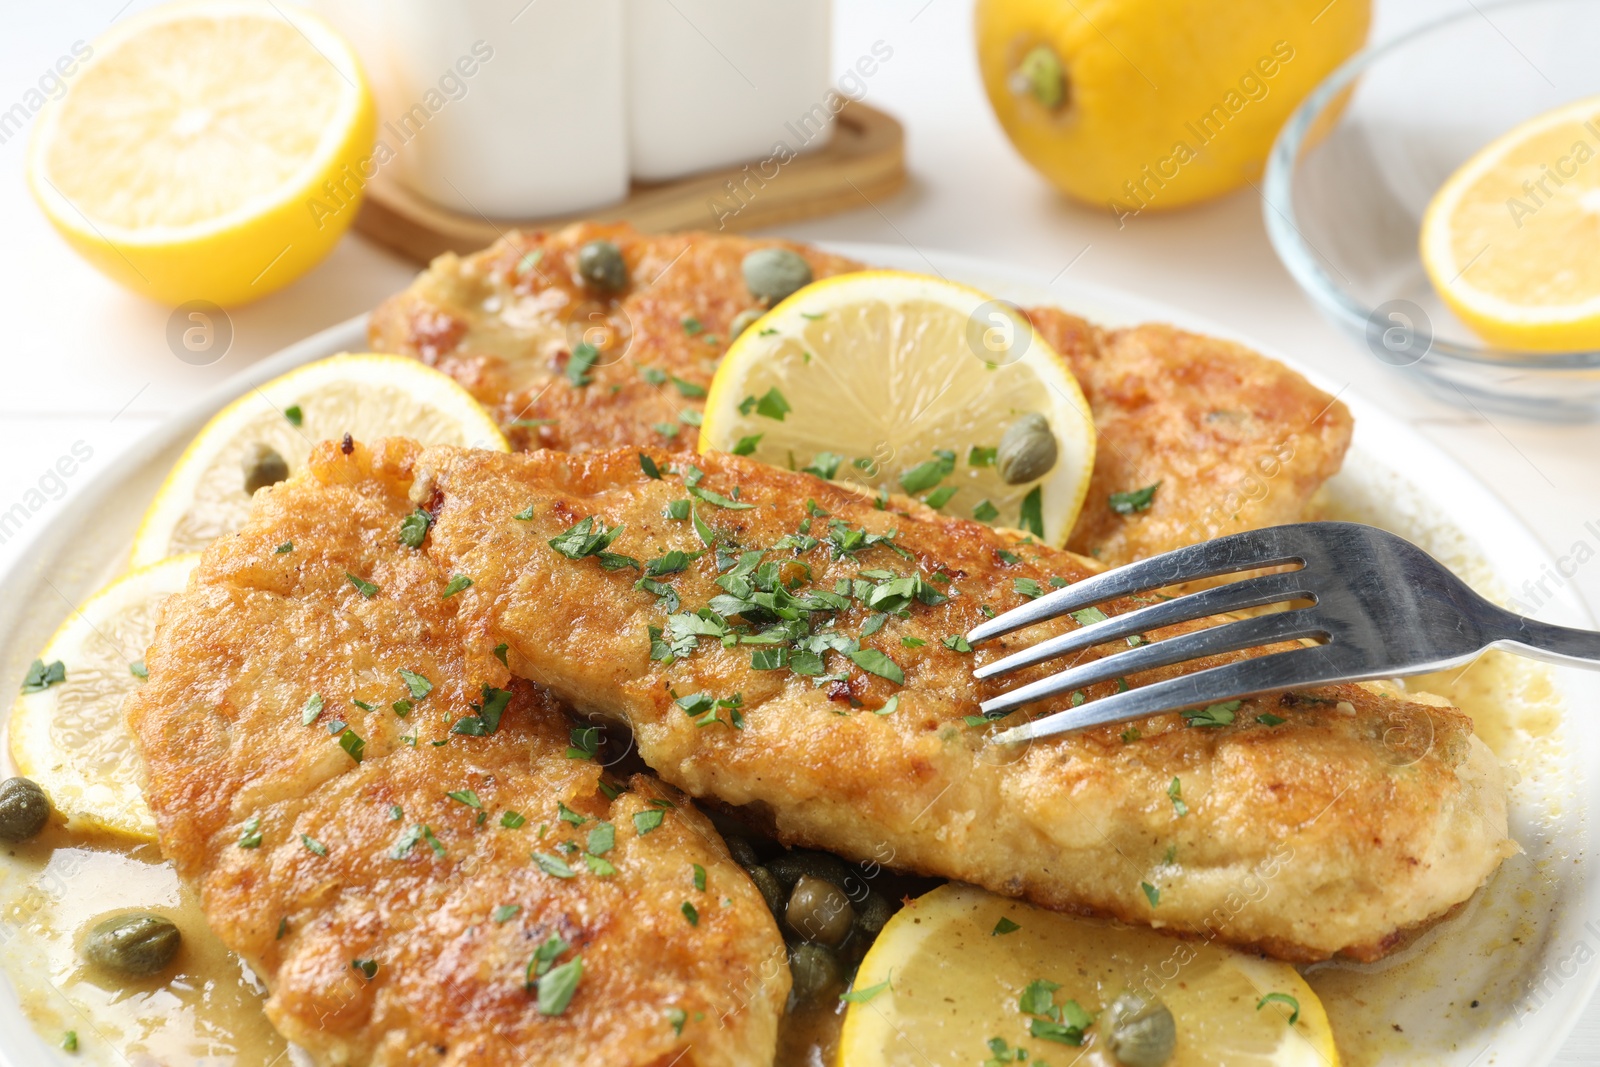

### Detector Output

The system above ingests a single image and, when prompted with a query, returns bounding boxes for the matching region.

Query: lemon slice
[27,0,375,306]
[9,554,201,841]
[698,271,1095,545]
[839,883,1337,1067]
[131,353,508,567]
[1421,95,1600,351]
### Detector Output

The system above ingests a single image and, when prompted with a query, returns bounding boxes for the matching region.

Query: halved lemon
[699,271,1095,545]
[130,353,508,567]
[839,883,1337,1067]
[1421,95,1600,351]
[27,0,375,306]
[9,554,201,841]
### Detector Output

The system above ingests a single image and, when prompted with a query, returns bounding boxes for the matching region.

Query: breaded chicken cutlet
[368,224,1352,566]
[132,439,1511,982]
[124,439,789,1067]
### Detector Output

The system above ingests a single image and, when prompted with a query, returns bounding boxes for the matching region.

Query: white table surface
[3,0,1598,1061]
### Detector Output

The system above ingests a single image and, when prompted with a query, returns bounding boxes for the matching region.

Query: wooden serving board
[353,101,905,264]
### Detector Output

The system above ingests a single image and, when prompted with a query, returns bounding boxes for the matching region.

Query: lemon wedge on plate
[10,554,201,841]
[698,271,1096,545]
[1421,95,1600,351]
[130,353,508,567]
[839,883,1337,1067]
[27,0,375,306]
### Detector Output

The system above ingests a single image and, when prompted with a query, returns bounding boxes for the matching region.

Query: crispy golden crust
[1024,307,1355,564]
[125,439,788,1067]
[367,224,1353,566]
[410,444,1512,963]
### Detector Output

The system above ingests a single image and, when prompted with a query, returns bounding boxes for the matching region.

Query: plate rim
[0,245,1592,1067]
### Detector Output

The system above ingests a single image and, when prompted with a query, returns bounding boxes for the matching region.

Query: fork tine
[966,527,1310,645]
[990,645,1352,744]
[972,570,1316,681]
[976,609,1325,720]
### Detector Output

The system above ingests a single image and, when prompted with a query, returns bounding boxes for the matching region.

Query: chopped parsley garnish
[875,694,900,716]
[732,434,764,456]
[283,404,303,426]
[557,801,585,825]
[678,408,702,427]
[942,634,972,653]
[802,451,842,479]
[666,1007,687,1035]
[566,725,600,760]
[398,509,432,548]
[501,811,527,829]
[681,901,699,926]
[392,700,413,718]
[681,316,704,336]
[441,574,474,598]
[352,698,377,712]
[1110,482,1161,515]
[968,445,997,467]
[1257,712,1287,726]
[300,834,328,857]
[841,974,891,1003]
[536,954,584,1016]
[338,729,365,763]
[666,498,691,520]
[1069,606,1109,627]
[898,449,955,494]
[351,958,378,980]
[565,341,601,387]
[60,1031,77,1052]
[902,636,926,648]
[532,851,578,879]
[639,365,667,386]
[526,934,569,987]
[301,693,324,725]
[585,854,617,876]
[588,822,616,856]
[1257,992,1302,1025]
[129,660,148,680]
[448,789,482,809]
[1141,880,1160,907]
[238,816,263,849]
[971,499,999,522]
[1019,979,1094,1045]
[452,686,511,736]
[548,515,626,561]
[1183,700,1240,728]
[514,504,536,521]
[670,374,706,397]
[1167,776,1188,817]
[1013,577,1044,599]
[692,862,707,891]
[388,805,403,821]
[654,422,680,438]
[633,809,665,836]
[20,659,65,694]
[923,485,958,509]
[738,387,791,421]
[1121,725,1141,743]
[398,669,433,699]
[688,484,754,510]
[274,541,293,554]
[847,648,904,684]
[992,917,1020,935]
[346,573,379,598]
[1018,486,1045,538]
[640,453,662,479]
[494,643,509,666]
[493,904,521,924]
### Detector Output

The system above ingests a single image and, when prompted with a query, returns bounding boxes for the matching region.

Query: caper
[576,240,628,292]
[748,864,787,917]
[853,890,893,938]
[82,913,181,976]
[786,874,855,946]
[0,776,50,842]
[726,835,760,870]
[729,307,765,339]
[788,942,842,1003]
[241,442,288,495]
[742,248,812,306]
[766,849,854,891]
[995,413,1058,485]
[1106,991,1177,1067]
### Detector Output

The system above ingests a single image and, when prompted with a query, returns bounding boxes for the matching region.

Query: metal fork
[966,521,1600,744]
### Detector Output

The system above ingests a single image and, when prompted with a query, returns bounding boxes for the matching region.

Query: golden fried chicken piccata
[368,224,1353,566]
[124,439,789,1067]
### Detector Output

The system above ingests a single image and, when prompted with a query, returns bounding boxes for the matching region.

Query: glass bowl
[1263,0,1600,421]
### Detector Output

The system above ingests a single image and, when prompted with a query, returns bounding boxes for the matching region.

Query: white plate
[0,244,1595,1067]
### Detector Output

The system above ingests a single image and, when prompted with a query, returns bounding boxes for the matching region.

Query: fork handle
[1495,614,1600,669]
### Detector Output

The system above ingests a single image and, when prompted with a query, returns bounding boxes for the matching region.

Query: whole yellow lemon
[976,0,1369,218]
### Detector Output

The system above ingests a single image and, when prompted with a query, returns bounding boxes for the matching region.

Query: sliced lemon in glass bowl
[9,554,201,842]
[839,883,1337,1067]
[698,271,1095,546]
[1421,94,1600,352]
[131,353,508,567]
